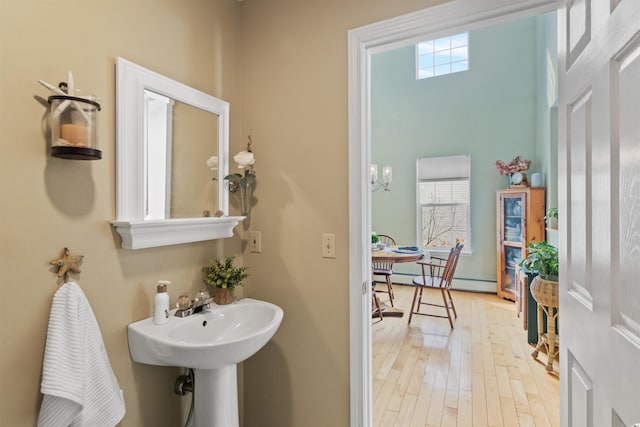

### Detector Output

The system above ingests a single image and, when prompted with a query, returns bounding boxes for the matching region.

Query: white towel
[38,282,125,427]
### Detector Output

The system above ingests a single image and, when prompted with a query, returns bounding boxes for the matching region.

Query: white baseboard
[390,274,497,294]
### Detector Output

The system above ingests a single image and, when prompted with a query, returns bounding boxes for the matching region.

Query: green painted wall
[371,16,553,283]
[534,12,559,248]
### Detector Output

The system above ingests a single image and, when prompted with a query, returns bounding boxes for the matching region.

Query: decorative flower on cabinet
[495,155,531,176]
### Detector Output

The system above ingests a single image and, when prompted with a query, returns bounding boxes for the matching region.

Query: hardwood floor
[372,284,559,427]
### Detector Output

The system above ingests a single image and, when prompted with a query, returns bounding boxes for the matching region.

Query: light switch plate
[322,233,336,258]
[249,231,261,253]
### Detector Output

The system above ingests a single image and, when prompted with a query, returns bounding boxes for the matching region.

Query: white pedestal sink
[128,298,283,427]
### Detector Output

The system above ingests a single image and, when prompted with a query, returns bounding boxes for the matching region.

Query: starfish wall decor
[50,247,84,283]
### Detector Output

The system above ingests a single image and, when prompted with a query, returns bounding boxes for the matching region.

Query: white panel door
[558,0,640,426]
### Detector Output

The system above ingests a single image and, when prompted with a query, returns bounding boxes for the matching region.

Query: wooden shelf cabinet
[496,188,545,301]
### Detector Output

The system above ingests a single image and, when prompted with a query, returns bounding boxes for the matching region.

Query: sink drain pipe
[174,369,195,427]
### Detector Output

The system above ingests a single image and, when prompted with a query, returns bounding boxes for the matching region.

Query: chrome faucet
[175,290,213,317]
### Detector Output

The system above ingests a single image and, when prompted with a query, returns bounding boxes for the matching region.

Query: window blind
[416,155,471,249]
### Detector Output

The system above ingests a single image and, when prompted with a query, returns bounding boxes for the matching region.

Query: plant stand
[530,276,559,372]
[532,303,559,371]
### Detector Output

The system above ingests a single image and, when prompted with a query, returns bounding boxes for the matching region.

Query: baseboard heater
[387,272,497,294]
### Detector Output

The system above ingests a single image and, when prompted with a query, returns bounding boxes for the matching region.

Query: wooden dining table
[372,247,426,264]
[372,246,426,318]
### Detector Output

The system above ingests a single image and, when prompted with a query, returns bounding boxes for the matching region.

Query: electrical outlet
[249,231,262,253]
[322,233,336,258]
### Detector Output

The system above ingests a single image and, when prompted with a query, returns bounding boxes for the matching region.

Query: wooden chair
[372,234,397,307]
[372,283,384,321]
[408,243,463,328]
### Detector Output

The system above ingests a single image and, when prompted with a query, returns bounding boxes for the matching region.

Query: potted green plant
[545,207,558,228]
[519,241,559,308]
[202,256,249,305]
[520,241,558,279]
[371,232,380,249]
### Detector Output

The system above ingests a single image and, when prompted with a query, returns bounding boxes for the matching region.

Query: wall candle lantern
[40,72,102,160]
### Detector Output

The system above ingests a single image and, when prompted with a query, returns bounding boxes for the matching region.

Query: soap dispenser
[153,280,170,325]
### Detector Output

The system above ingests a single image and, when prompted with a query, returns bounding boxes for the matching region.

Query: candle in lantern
[60,123,90,147]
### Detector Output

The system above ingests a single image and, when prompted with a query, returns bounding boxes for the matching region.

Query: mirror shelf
[113,57,240,249]
[112,217,245,250]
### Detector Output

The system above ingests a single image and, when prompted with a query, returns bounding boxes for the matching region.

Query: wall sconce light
[370,164,392,192]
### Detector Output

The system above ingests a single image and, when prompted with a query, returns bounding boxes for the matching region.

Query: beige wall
[239,1,444,426]
[0,1,242,426]
[0,0,447,426]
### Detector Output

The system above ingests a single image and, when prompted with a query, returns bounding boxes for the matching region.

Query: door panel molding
[568,88,594,308]
[567,0,591,68]
[612,32,640,346]
[568,351,594,427]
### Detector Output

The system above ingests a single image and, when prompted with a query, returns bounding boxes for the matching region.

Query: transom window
[416,32,469,79]
[417,155,471,250]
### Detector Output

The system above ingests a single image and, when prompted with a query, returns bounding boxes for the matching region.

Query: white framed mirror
[111,57,243,249]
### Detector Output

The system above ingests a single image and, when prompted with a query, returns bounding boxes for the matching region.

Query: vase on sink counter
[213,288,234,305]
[202,256,249,305]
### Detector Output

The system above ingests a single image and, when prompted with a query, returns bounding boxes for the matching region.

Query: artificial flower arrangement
[202,256,249,289]
[206,136,256,215]
[206,155,218,175]
[495,155,531,176]
[202,256,249,304]
[206,135,256,188]
[225,136,256,191]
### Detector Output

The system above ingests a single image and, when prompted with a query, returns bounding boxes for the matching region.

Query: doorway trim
[347,0,557,425]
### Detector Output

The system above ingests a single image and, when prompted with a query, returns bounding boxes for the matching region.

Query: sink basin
[128,298,283,369]
[128,298,283,427]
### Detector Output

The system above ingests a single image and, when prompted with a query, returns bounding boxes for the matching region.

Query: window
[417,155,471,250]
[416,32,469,79]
